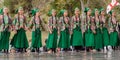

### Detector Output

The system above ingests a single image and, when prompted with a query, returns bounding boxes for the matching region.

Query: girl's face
[36,12,40,16]
[64,11,68,17]
[52,11,56,16]
[112,12,116,16]
[3,8,9,14]
[101,11,105,16]
[87,9,91,16]
[95,10,99,16]
[75,10,80,16]
[18,9,24,15]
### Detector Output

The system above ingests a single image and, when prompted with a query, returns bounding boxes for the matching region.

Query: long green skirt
[31,28,42,48]
[46,28,58,49]
[58,28,70,48]
[11,28,29,48]
[71,27,83,46]
[102,27,109,46]
[110,31,118,46]
[94,28,103,49]
[84,29,95,47]
[0,29,10,50]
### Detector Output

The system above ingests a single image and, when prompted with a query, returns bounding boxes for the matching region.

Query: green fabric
[84,7,89,13]
[15,7,23,14]
[110,31,118,46]
[102,27,109,46]
[58,28,70,48]
[0,29,10,50]
[99,8,104,14]
[94,28,103,49]
[0,15,10,50]
[46,28,58,49]
[71,27,83,46]
[92,8,98,16]
[10,32,17,47]
[11,28,29,48]
[0,8,3,15]
[84,29,95,47]
[31,28,42,48]
[4,15,9,24]
[31,8,39,16]
[58,9,67,17]
[109,10,113,15]
[48,9,56,16]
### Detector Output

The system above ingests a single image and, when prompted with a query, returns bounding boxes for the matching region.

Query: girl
[29,8,42,53]
[71,7,83,52]
[109,11,119,51]
[99,8,110,53]
[84,7,95,52]
[0,7,12,53]
[11,7,29,53]
[94,9,103,51]
[58,9,71,52]
[47,9,58,53]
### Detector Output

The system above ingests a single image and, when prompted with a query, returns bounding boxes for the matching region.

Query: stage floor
[0,51,120,60]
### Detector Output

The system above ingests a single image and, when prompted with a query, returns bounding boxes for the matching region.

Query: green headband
[0,8,3,15]
[31,8,39,16]
[109,10,113,15]
[15,7,23,14]
[48,9,56,16]
[92,8,99,16]
[84,7,89,13]
[57,9,67,17]
[99,8,104,14]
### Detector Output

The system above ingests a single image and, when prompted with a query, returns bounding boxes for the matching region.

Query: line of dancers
[0,6,120,54]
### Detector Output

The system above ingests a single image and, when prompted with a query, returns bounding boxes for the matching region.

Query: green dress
[109,20,118,46]
[99,16,109,46]
[110,31,118,46]
[11,16,29,48]
[94,20,103,49]
[58,17,70,48]
[71,16,83,46]
[108,17,119,46]
[102,27,109,46]
[31,17,42,48]
[46,16,58,49]
[0,15,11,50]
[84,17,95,47]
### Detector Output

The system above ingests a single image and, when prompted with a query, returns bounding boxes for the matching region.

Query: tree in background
[4,0,32,14]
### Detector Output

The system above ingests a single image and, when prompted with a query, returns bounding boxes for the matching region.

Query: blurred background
[0,0,120,45]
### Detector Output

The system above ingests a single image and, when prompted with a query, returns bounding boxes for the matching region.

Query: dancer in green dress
[84,7,95,52]
[0,7,12,53]
[11,7,29,53]
[99,8,110,53]
[29,8,42,53]
[71,7,83,52]
[93,9,103,51]
[58,9,71,52]
[47,9,58,53]
[109,10,119,51]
